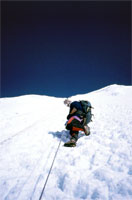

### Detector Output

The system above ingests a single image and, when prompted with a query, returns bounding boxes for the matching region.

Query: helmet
[64,99,71,107]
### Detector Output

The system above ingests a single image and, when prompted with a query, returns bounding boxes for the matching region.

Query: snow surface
[0,84,132,200]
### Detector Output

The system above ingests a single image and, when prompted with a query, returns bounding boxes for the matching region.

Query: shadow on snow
[48,130,85,143]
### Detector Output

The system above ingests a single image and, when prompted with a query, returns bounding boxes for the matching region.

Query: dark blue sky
[1,1,131,98]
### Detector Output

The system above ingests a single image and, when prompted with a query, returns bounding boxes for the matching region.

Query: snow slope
[0,84,132,200]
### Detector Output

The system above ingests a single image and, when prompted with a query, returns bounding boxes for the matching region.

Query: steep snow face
[0,85,132,200]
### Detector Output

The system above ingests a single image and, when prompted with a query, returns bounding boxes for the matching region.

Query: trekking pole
[38,133,63,200]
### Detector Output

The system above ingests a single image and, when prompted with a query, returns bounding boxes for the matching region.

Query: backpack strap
[80,101,90,113]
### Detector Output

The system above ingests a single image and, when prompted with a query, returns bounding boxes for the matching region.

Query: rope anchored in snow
[38,134,62,200]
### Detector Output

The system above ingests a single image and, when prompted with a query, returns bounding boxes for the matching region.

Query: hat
[64,99,71,106]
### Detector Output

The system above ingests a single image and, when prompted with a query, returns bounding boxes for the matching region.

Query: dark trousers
[66,117,84,141]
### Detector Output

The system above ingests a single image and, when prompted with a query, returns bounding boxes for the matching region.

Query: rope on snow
[38,133,63,200]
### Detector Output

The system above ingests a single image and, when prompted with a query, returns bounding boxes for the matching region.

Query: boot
[64,138,76,147]
[84,125,90,136]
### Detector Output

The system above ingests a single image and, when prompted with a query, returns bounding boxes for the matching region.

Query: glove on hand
[67,114,72,120]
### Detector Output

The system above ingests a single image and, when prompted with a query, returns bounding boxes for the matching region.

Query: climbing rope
[38,134,62,200]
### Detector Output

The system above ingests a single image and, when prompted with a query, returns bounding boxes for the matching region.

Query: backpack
[80,100,93,125]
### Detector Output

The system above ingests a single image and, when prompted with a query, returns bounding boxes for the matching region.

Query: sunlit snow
[0,84,132,200]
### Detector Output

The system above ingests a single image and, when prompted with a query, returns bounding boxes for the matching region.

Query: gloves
[67,114,72,120]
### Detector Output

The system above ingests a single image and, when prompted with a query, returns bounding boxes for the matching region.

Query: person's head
[64,99,71,107]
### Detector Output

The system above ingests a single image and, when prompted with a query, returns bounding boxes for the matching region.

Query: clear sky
[1,1,131,98]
